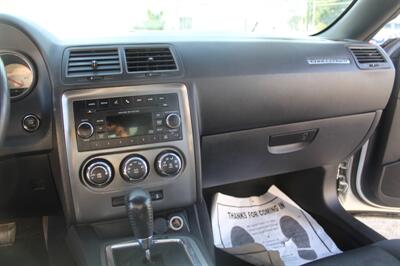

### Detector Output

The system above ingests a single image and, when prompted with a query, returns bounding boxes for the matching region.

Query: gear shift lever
[126,188,154,262]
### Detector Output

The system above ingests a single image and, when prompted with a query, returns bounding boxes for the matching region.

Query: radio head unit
[73,93,182,151]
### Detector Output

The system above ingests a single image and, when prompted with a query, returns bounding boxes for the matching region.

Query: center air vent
[349,47,389,69]
[66,48,122,78]
[125,47,177,73]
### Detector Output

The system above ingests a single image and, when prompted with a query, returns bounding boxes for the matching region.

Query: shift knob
[125,188,154,249]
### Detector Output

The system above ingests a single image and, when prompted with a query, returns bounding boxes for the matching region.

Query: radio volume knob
[77,122,94,139]
[155,151,183,177]
[121,155,149,182]
[165,113,181,129]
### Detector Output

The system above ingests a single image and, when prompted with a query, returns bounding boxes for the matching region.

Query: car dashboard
[0,14,395,229]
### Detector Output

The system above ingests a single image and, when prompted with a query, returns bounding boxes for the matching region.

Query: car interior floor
[203,166,387,265]
[0,217,48,266]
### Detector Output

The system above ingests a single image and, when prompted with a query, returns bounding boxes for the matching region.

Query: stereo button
[95,119,105,124]
[96,125,105,133]
[157,96,166,102]
[86,100,97,108]
[122,97,133,105]
[111,98,121,106]
[160,134,169,141]
[96,133,107,140]
[146,96,155,103]
[155,112,163,118]
[77,122,94,139]
[156,119,163,126]
[134,96,145,104]
[99,99,109,107]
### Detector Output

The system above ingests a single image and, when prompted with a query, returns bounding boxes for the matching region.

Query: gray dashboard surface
[0,14,394,137]
[0,14,395,201]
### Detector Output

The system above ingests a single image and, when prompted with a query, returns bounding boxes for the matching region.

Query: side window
[371,15,400,45]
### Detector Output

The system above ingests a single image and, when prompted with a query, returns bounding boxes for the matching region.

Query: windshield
[1,0,353,39]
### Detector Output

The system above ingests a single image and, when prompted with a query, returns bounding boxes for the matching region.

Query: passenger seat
[306,240,400,266]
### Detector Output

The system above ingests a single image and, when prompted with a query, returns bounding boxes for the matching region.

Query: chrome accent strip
[0,50,37,100]
[137,236,153,250]
[307,58,350,65]
[105,238,201,266]
[169,215,184,231]
[355,140,400,211]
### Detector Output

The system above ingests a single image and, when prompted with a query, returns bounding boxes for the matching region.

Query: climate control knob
[165,113,181,129]
[121,155,149,182]
[84,159,114,187]
[155,151,183,177]
[77,122,94,139]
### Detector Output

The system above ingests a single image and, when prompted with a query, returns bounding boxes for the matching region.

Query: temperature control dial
[84,159,114,187]
[120,155,149,182]
[155,151,183,177]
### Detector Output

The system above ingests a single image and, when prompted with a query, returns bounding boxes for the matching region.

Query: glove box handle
[268,129,318,154]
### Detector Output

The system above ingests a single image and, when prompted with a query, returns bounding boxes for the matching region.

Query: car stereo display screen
[106,113,153,138]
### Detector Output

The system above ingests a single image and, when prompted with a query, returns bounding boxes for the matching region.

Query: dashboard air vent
[349,47,389,69]
[125,47,177,73]
[66,48,121,78]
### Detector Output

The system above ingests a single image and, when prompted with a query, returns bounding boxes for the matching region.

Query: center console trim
[61,84,196,223]
[105,237,208,266]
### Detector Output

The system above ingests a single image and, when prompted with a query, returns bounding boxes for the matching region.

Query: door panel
[360,39,400,207]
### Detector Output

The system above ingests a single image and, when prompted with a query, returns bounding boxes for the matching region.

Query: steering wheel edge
[0,57,10,146]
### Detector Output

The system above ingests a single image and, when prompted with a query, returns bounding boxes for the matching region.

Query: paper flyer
[211,185,341,266]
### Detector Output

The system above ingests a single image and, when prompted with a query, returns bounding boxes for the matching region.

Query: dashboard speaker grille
[125,47,177,73]
[66,48,122,78]
[350,47,389,69]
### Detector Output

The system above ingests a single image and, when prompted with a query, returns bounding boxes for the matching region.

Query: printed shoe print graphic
[279,215,317,260]
[230,226,255,247]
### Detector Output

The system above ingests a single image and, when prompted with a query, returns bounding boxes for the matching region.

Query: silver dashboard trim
[105,238,206,266]
[61,84,196,223]
[355,140,400,211]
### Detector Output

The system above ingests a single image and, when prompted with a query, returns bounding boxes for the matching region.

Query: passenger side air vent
[125,47,178,73]
[66,48,122,78]
[349,47,389,69]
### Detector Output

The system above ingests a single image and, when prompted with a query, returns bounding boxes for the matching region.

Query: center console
[61,84,196,223]
[61,84,212,266]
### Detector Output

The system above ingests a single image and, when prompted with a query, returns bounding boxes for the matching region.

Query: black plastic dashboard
[0,14,395,222]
